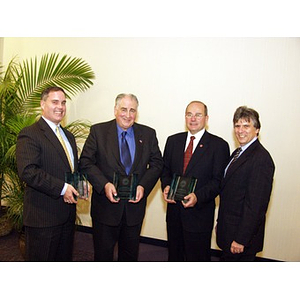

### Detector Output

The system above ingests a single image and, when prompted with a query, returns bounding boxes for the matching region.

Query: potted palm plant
[0,53,95,235]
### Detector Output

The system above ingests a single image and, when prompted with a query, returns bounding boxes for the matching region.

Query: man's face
[185,102,208,134]
[41,91,67,125]
[234,118,259,146]
[114,96,138,130]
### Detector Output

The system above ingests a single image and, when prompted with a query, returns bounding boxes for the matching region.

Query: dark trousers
[25,218,75,262]
[92,213,142,262]
[167,220,212,262]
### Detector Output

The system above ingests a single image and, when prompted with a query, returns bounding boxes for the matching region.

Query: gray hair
[115,93,139,107]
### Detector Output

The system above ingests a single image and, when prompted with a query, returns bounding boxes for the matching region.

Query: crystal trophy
[167,174,197,202]
[113,172,138,200]
[65,172,89,199]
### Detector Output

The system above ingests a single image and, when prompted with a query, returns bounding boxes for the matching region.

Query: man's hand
[105,182,120,203]
[230,241,245,254]
[162,185,176,204]
[64,184,79,204]
[129,185,144,203]
[182,192,197,208]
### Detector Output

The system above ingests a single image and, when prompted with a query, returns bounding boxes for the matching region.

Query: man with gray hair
[80,93,163,261]
[216,106,275,261]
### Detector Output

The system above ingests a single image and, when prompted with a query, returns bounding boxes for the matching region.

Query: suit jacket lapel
[37,118,73,172]
[184,131,209,175]
[107,120,124,172]
[131,124,143,173]
[224,139,260,181]
[177,132,188,174]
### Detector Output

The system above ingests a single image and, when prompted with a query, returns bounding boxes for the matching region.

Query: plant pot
[0,216,13,237]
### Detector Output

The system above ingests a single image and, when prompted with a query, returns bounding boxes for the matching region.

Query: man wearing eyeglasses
[161,101,230,261]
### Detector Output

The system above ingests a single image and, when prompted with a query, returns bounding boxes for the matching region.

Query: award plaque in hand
[113,172,138,200]
[65,172,89,199]
[167,174,197,202]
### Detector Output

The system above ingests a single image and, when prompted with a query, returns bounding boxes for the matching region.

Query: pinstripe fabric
[217,140,275,255]
[16,117,78,227]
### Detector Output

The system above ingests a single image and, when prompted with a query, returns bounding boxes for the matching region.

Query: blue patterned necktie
[121,131,132,174]
[228,147,242,170]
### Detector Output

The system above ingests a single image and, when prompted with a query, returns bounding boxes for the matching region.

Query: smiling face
[234,118,259,146]
[185,102,208,134]
[41,90,66,125]
[114,95,138,130]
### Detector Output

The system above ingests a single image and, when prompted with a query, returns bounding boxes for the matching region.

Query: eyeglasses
[185,113,204,119]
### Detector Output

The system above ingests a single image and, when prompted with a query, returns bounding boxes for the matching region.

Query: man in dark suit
[161,101,230,261]
[79,93,163,261]
[216,106,275,261]
[16,86,80,261]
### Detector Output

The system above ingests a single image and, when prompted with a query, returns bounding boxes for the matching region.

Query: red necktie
[183,136,195,174]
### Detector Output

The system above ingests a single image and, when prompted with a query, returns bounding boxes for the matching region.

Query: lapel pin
[139,140,143,143]
[199,144,204,148]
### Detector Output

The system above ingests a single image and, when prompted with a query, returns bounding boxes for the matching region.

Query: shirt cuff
[61,183,68,196]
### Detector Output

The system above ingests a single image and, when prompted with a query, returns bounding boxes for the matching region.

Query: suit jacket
[16,117,78,227]
[216,139,275,254]
[161,130,230,233]
[79,119,163,226]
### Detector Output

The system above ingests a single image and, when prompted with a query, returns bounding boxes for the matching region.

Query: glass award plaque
[65,172,89,199]
[167,174,197,202]
[113,172,138,200]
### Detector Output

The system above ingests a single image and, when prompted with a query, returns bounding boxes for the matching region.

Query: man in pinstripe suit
[16,86,79,261]
[216,106,275,261]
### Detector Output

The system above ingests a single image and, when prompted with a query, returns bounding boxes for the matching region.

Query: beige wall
[0,38,3,62]
[3,37,300,261]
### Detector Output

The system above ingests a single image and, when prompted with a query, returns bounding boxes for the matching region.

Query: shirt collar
[240,136,258,152]
[116,124,134,137]
[42,116,60,133]
[187,128,205,141]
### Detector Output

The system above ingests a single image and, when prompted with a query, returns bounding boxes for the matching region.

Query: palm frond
[0,57,23,119]
[4,114,38,168]
[17,53,95,111]
[1,52,95,227]
[3,170,25,230]
[65,120,91,154]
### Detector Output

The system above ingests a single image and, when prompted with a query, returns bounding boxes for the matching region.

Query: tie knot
[190,136,195,141]
[121,131,127,138]
[236,147,242,154]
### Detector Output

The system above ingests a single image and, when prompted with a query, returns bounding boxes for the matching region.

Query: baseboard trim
[140,236,168,248]
[75,225,279,262]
